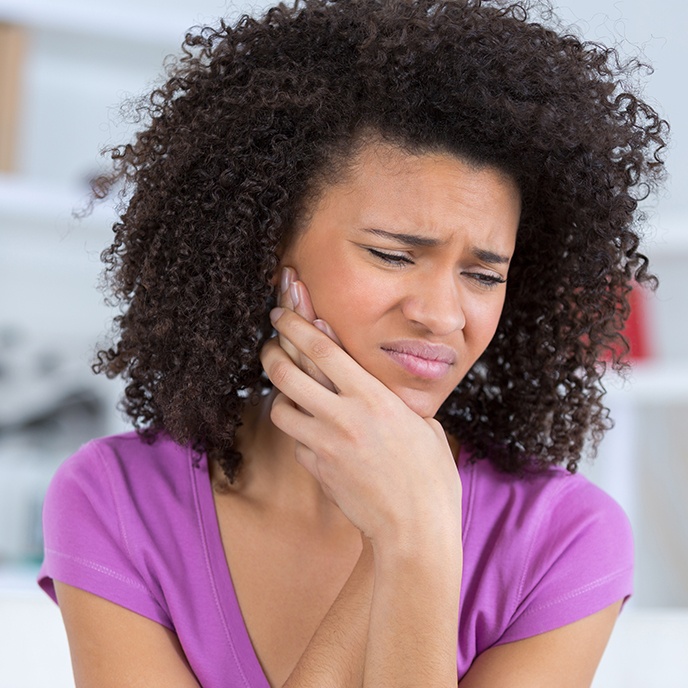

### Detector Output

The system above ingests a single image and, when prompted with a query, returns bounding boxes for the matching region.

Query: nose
[400,270,466,335]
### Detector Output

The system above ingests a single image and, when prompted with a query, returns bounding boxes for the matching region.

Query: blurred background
[0,0,686,685]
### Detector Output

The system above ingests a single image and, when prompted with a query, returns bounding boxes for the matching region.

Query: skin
[54,141,623,687]
[280,141,518,420]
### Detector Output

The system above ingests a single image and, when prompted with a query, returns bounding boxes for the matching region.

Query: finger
[290,280,338,392]
[279,265,296,302]
[269,389,330,456]
[279,270,336,395]
[294,441,339,505]
[290,279,317,323]
[261,337,338,415]
[269,307,383,398]
[270,393,338,504]
[277,267,301,364]
[313,318,343,347]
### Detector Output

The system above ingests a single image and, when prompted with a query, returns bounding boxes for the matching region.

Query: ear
[268,240,287,289]
[269,266,280,288]
[269,256,293,293]
[271,232,299,288]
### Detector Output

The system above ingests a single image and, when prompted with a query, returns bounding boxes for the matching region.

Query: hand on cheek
[262,306,463,547]
[277,266,340,393]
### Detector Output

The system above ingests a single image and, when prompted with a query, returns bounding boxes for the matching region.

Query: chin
[392,387,447,419]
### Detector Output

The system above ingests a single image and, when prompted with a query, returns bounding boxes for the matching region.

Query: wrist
[371,523,463,579]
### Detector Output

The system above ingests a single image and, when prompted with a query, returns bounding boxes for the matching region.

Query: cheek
[314,275,383,342]
[295,254,362,328]
[465,295,505,344]
[298,261,394,361]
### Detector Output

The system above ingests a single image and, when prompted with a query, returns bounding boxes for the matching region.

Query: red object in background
[624,286,650,361]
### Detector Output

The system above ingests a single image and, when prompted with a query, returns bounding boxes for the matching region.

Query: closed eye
[464,272,507,288]
[367,248,414,266]
[367,247,506,287]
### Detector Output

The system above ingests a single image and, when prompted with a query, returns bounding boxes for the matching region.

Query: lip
[381,340,456,381]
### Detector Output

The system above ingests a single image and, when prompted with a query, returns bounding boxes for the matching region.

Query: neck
[214,390,349,529]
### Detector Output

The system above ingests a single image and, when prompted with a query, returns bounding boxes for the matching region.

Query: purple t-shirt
[38,432,633,685]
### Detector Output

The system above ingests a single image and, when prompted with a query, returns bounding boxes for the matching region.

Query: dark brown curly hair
[92,0,667,481]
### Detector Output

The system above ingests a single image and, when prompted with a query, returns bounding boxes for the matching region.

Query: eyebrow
[471,247,511,265]
[361,227,511,265]
[362,227,439,248]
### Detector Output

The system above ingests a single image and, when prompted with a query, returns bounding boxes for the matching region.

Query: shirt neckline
[190,443,472,688]
[190,448,271,688]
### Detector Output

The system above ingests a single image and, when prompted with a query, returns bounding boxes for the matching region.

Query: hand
[277,266,341,394]
[261,306,463,552]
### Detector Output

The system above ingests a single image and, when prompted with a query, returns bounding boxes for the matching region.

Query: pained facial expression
[280,141,521,418]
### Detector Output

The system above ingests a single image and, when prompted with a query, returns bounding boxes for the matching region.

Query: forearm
[282,535,374,688]
[363,534,462,688]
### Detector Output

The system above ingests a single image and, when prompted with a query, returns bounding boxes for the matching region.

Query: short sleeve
[496,476,634,645]
[37,441,173,629]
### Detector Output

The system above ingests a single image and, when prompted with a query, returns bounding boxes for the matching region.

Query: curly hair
[92,0,667,481]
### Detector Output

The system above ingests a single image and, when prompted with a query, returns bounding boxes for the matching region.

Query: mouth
[381,340,456,381]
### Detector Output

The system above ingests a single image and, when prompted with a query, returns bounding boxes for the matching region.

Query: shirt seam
[93,441,137,566]
[513,474,573,620]
[45,548,151,594]
[518,565,633,618]
[460,447,476,543]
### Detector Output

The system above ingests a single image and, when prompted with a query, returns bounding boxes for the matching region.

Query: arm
[364,537,461,688]
[52,274,374,688]
[459,600,623,687]
[264,298,624,688]
[278,272,375,687]
[54,573,620,688]
[54,581,201,688]
[54,540,374,688]
[263,303,463,688]
[283,535,374,688]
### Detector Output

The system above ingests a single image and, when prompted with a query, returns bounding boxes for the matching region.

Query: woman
[38,1,667,686]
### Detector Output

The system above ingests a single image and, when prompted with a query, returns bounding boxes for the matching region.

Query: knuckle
[332,412,362,447]
[309,336,333,361]
[260,337,279,364]
[269,360,292,389]
[301,358,319,379]
[361,389,385,414]
[269,396,287,426]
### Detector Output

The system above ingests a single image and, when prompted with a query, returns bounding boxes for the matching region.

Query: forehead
[301,140,521,250]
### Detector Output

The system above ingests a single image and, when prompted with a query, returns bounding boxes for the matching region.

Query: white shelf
[605,361,688,405]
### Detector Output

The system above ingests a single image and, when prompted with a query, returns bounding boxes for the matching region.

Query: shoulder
[53,431,190,480]
[45,431,194,511]
[461,450,632,551]
[42,430,201,556]
[458,449,633,652]
[39,431,203,626]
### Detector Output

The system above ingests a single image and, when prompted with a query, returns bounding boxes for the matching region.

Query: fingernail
[280,267,292,294]
[313,319,332,338]
[289,281,300,307]
[270,307,285,324]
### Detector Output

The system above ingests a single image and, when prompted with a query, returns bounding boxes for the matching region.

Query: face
[279,141,521,418]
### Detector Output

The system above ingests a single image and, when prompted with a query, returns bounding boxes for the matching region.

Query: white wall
[0,0,686,685]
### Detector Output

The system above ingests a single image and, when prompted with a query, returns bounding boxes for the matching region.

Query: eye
[464,272,507,289]
[367,248,414,266]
